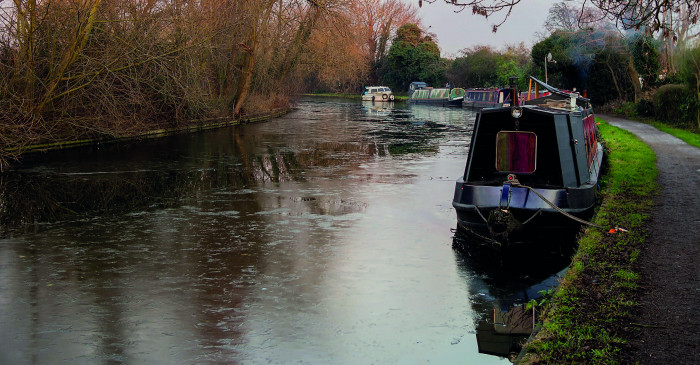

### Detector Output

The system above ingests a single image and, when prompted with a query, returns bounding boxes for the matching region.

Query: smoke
[565,25,629,84]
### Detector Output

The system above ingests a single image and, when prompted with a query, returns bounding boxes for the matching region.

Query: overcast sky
[406,0,554,57]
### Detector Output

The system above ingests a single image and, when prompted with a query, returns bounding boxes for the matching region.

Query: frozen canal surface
[0,98,569,364]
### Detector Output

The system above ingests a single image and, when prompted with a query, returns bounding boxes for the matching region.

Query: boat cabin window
[495,131,537,174]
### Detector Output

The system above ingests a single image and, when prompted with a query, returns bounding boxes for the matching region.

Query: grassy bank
[604,106,700,148]
[648,122,700,148]
[518,118,658,364]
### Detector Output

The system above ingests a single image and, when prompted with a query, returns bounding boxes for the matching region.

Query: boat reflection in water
[361,99,477,129]
[409,103,477,127]
[453,229,575,361]
[361,100,394,119]
[476,305,534,361]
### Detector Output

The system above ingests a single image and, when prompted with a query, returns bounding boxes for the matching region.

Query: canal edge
[7,107,292,156]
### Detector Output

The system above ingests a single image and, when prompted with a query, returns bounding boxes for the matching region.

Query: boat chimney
[508,76,519,106]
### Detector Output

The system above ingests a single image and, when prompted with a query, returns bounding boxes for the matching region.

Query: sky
[405,0,555,57]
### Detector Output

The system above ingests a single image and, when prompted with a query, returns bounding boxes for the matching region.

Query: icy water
[0,98,571,364]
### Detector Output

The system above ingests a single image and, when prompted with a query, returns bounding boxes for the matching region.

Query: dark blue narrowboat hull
[462,100,507,110]
[452,169,601,245]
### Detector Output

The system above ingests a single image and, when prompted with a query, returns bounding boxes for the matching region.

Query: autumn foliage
[0,0,419,170]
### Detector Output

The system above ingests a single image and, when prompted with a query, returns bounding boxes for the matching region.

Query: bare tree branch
[425,0,699,33]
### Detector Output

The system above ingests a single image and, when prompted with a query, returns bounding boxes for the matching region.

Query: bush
[655,84,696,126]
[636,98,655,117]
[613,101,638,117]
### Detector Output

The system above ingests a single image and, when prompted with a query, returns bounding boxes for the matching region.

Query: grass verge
[518,118,658,364]
[648,122,700,149]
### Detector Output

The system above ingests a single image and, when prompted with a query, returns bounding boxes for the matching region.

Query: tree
[291,0,420,92]
[232,0,277,116]
[544,1,581,33]
[543,1,613,33]
[0,0,346,170]
[677,46,700,127]
[531,31,578,89]
[423,0,699,34]
[495,57,523,88]
[446,44,531,89]
[381,23,446,91]
[350,0,420,83]
[296,3,369,93]
[531,28,642,105]
[632,34,661,88]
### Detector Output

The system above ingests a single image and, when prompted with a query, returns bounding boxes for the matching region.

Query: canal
[0,98,571,364]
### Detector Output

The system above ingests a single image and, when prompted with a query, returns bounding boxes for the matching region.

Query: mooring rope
[473,205,489,224]
[454,221,503,247]
[521,208,543,225]
[510,180,605,229]
[456,176,624,242]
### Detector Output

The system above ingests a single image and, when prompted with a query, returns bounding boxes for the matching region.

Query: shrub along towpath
[600,115,700,364]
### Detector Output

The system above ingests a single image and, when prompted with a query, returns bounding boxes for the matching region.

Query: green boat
[408,81,465,107]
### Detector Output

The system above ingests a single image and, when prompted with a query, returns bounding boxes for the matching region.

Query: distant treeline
[373,20,699,130]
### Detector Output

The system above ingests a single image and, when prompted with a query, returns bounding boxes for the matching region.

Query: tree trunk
[14,0,37,100]
[223,47,241,99]
[35,0,103,114]
[274,4,323,86]
[605,60,623,100]
[232,39,257,116]
[628,57,642,103]
[695,73,700,129]
[231,0,278,116]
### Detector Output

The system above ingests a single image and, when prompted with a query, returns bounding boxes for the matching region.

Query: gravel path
[600,115,700,364]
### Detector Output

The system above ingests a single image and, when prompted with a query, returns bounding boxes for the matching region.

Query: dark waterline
[0,98,571,364]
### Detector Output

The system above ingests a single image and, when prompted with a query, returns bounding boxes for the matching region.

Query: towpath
[599,115,700,364]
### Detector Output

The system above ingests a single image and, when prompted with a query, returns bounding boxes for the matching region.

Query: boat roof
[481,104,580,116]
[466,88,499,92]
[524,76,591,108]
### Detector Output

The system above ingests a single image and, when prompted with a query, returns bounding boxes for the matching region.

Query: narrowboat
[452,76,603,247]
[463,88,511,109]
[463,88,551,109]
[408,81,465,107]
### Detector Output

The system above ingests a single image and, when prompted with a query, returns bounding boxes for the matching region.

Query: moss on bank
[518,118,658,364]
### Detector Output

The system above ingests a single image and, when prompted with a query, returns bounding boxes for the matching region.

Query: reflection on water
[0,98,568,364]
[453,231,576,360]
[476,305,534,360]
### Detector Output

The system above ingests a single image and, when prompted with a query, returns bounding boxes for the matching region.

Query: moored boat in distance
[463,88,510,109]
[408,81,465,107]
[361,86,395,102]
[452,76,603,248]
[463,87,551,110]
